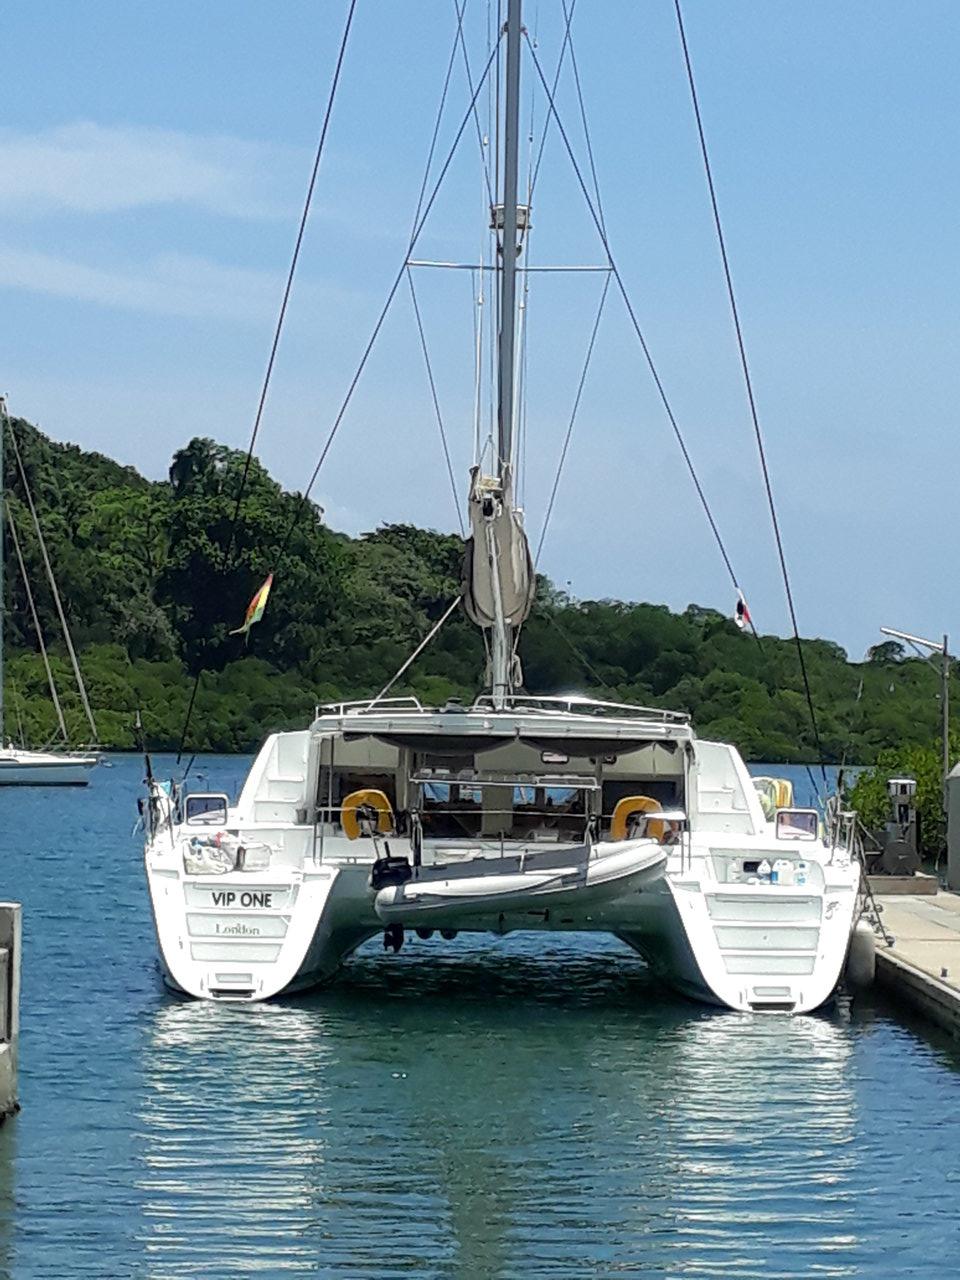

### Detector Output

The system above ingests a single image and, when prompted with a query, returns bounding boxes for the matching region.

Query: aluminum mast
[461,0,534,708]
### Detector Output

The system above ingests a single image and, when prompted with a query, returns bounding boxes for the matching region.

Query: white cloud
[0,122,300,218]
[0,244,300,322]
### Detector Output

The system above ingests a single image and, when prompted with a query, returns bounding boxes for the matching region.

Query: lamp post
[879,625,950,810]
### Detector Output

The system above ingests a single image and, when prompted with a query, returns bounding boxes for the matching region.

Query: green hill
[1,415,948,760]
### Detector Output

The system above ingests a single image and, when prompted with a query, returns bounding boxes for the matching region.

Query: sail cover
[461,470,535,629]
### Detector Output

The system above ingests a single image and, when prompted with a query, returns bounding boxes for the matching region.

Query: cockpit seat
[611,794,665,843]
[341,788,395,839]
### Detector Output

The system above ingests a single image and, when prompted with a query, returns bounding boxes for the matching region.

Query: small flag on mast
[734,591,751,631]
[231,574,274,638]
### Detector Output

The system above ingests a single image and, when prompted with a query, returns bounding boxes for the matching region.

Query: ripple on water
[128,938,946,1279]
[2,758,960,1278]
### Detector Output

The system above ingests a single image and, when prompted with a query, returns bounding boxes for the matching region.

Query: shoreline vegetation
[3,416,952,763]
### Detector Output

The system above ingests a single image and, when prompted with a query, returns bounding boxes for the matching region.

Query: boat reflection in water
[134,937,864,1278]
[136,999,330,1275]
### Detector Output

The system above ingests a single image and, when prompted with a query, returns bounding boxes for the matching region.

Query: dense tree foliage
[847,735,955,860]
[2,416,954,760]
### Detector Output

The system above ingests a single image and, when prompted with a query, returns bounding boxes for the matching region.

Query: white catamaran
[143,2,862,1010]
[0,398,99,785]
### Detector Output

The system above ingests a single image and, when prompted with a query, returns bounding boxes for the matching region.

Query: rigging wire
[6,420,99,743]
[368,596,463,707]
[511,270,609,668]
[6,507,68,742]
[527,0,577,202]
[412,0,474,237]
[274,34,504,564]
[470,266,484,464]
[523,34,758,641]
[560,0,605,236]
[406,268,466,536]
[544,610,615,695]
[673,0,827,782]
[179,15,501,764]
[452,0,496,210]
[534,269,611,566]
[175,0,357,766]
[223,0,358,570]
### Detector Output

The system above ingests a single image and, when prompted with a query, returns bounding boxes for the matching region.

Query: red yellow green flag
[231,573,273,637]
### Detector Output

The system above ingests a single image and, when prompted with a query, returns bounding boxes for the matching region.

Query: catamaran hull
[147,846,859,1013]
[146,860,382,1001]
[616,868,862,1014]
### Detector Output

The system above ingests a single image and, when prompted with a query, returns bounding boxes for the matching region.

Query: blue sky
[2,1,959,659]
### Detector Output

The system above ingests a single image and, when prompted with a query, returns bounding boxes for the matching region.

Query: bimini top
[310,693,693,757]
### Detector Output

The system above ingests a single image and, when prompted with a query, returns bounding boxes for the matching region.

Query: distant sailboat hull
[0,749,98,786]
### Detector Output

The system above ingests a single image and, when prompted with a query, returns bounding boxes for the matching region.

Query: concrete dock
[873,890,960,1035]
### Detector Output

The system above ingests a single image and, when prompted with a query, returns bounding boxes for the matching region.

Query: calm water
[0,755,956,1278]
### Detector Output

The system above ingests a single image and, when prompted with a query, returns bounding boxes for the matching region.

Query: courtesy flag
[231,573,273,637]
[734,591,751,631]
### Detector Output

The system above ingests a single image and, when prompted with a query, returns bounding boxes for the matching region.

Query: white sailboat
[143,2,862,1009]
[0,398,98,786]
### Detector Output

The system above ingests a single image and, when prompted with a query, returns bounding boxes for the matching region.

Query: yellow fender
[341,788,394,840]
[753,776,794,813]
[774,778,794,808]
[611,794,664,843]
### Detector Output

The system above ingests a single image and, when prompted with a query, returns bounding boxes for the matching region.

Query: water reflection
[135,938,868,1278]
[137,1002,330,1274]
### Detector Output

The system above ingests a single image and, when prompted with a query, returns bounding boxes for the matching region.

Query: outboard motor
[370,856,413,891]
[357,801,413,891]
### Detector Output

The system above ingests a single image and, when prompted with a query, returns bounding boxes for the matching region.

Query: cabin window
[420,781,484,837]
[775,809,819,840]
[184,793,229,826]
[417,778,587,841]
[512,786,584,839]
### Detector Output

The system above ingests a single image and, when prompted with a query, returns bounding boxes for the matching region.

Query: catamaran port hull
[146,861,382,1002]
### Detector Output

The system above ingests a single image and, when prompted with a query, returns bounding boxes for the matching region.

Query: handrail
[313,693,690,727]
[473,693,690,722]
[316,696,426,716]
[412,771,598,788]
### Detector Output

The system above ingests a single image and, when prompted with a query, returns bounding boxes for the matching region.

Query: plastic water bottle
[758,858,772,884]
[796,860,808,887]
[774,858,795,887]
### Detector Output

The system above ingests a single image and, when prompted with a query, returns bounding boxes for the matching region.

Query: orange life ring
[341,788,395,840]
[610,794,665,843]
